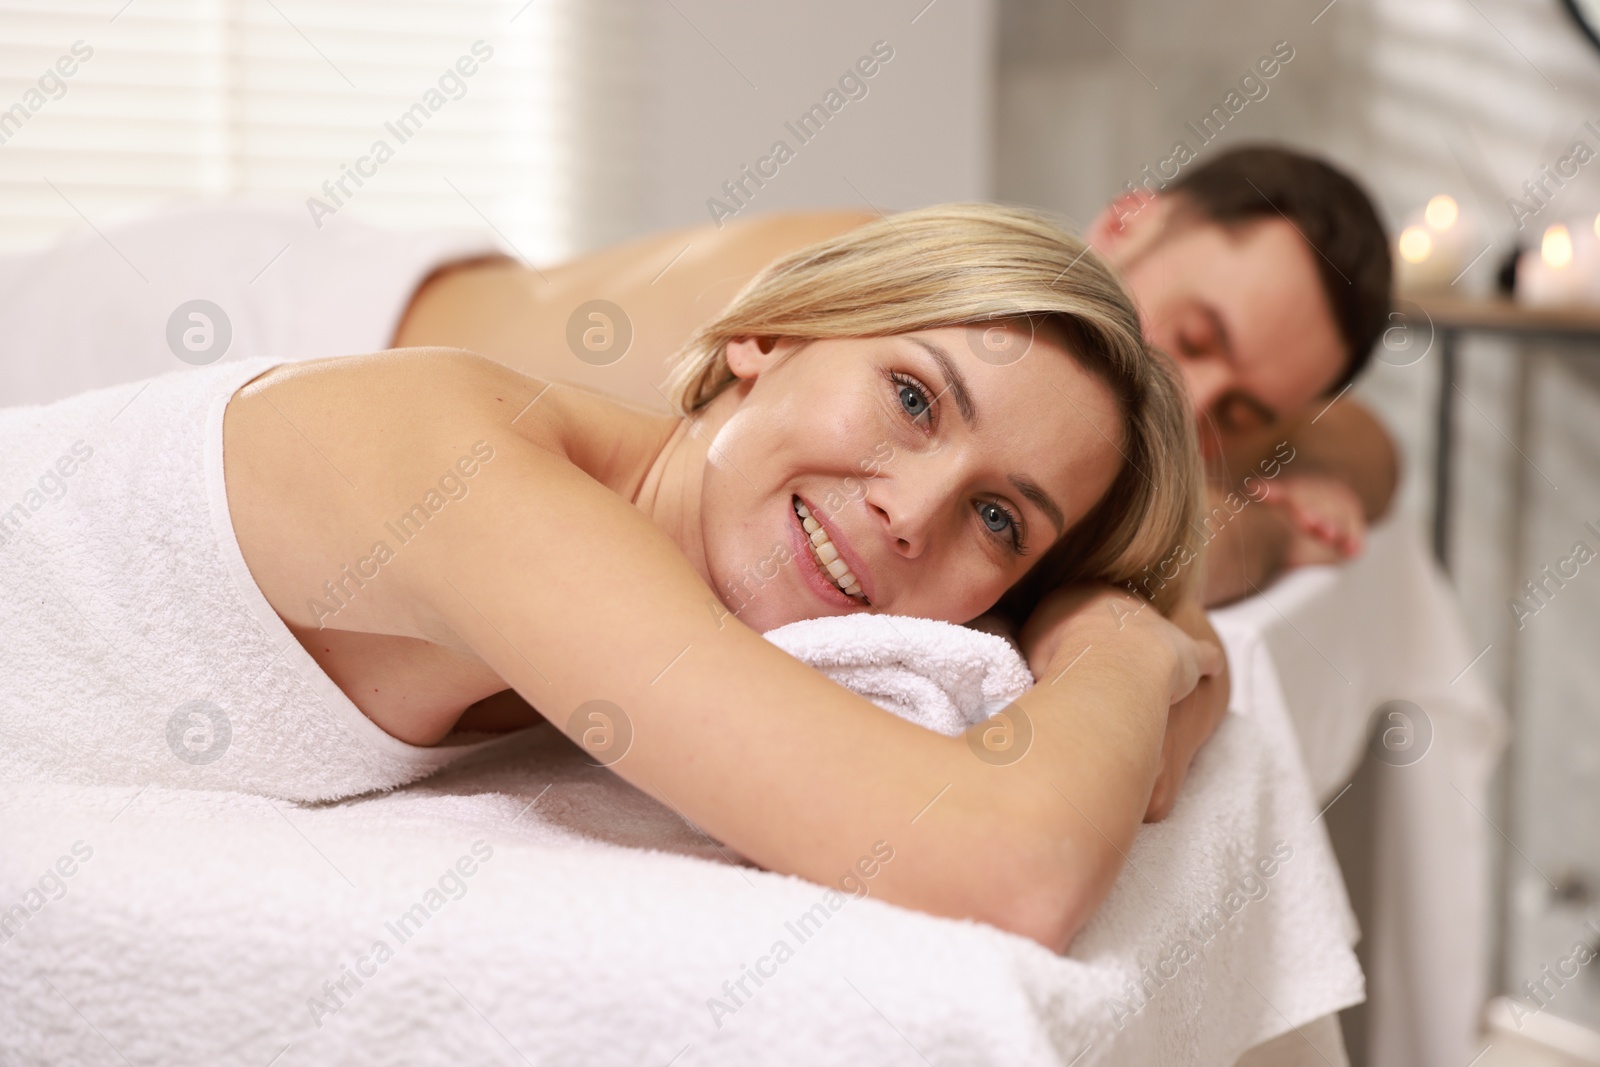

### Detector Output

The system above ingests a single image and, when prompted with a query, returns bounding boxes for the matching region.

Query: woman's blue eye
[888,371,935,428]
[978,501,1027,554]
[898,383,929,419]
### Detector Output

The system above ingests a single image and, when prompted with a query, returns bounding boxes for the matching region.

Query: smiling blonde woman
[0,203,1222,951]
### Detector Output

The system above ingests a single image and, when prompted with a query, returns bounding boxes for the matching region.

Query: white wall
[636,0,995,236]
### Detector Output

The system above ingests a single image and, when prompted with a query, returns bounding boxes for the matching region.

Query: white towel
[0,358,522,803]
[762,613,1034,734]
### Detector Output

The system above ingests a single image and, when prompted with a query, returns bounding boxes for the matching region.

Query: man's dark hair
[1166,145,1391,393]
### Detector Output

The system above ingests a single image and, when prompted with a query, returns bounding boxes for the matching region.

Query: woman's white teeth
[793,499,865,599]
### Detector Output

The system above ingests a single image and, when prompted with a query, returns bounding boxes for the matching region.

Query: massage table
[0,521,1495,1067]
[0,605,1361,1066]
[1211,515,1508,1067]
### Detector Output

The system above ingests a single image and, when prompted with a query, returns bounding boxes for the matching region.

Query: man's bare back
[393,211,878,413]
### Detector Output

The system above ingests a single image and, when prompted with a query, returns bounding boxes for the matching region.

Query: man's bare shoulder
[717,208,879,245]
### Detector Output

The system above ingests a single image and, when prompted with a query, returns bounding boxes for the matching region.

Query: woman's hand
[1018,584,1221,703]
[1018,584,1227,821]
[1143,597,1230,822]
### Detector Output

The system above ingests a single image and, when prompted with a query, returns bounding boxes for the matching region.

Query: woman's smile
[790,494,871,606]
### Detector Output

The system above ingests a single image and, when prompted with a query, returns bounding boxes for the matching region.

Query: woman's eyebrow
[904,336,978,426]
[1011,474,1065,536]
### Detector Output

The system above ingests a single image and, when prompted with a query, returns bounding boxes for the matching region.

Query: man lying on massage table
[395,145,1397,610]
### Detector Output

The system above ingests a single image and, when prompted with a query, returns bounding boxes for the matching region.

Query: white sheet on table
[0,200,499,408]
[1211,515,1508,1067]
[0,618,1359,1067]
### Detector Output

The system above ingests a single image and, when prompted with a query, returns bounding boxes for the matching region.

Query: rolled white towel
[761,613,1034,736]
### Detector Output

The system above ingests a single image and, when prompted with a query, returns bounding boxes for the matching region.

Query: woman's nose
[866,481,938,560]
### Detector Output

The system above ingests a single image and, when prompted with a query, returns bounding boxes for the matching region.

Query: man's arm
[1202,397,1400,606]
[1198,481,1293,607]
[1271,398,1399,521]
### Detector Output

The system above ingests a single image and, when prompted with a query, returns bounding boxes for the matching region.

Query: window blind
[0,0,645,260]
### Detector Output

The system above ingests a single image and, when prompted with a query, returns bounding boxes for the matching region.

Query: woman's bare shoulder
[237,348,546,441]
[222,350,547,626]
[243,347,638,483]
[224,347,679,634]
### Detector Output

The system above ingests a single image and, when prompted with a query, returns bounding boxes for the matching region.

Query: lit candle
[1395,194,1480,292]
[1515,221,1600,307]
[1399,225,1433,265]
[1544,224,1573,268]
[1425,194,1459,231]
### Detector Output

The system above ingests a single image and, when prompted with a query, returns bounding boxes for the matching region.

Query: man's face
[1090,198,1347,461]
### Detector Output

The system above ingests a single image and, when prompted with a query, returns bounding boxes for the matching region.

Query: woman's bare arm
[973,591,1232,824]
[245,350,1204,950]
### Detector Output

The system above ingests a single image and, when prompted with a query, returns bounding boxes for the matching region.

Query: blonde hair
[664,203,1204,617]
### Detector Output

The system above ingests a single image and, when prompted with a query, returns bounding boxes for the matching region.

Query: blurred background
[3,0,1599,1063]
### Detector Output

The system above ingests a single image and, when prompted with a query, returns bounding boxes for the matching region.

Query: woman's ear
[724,335,784,380]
